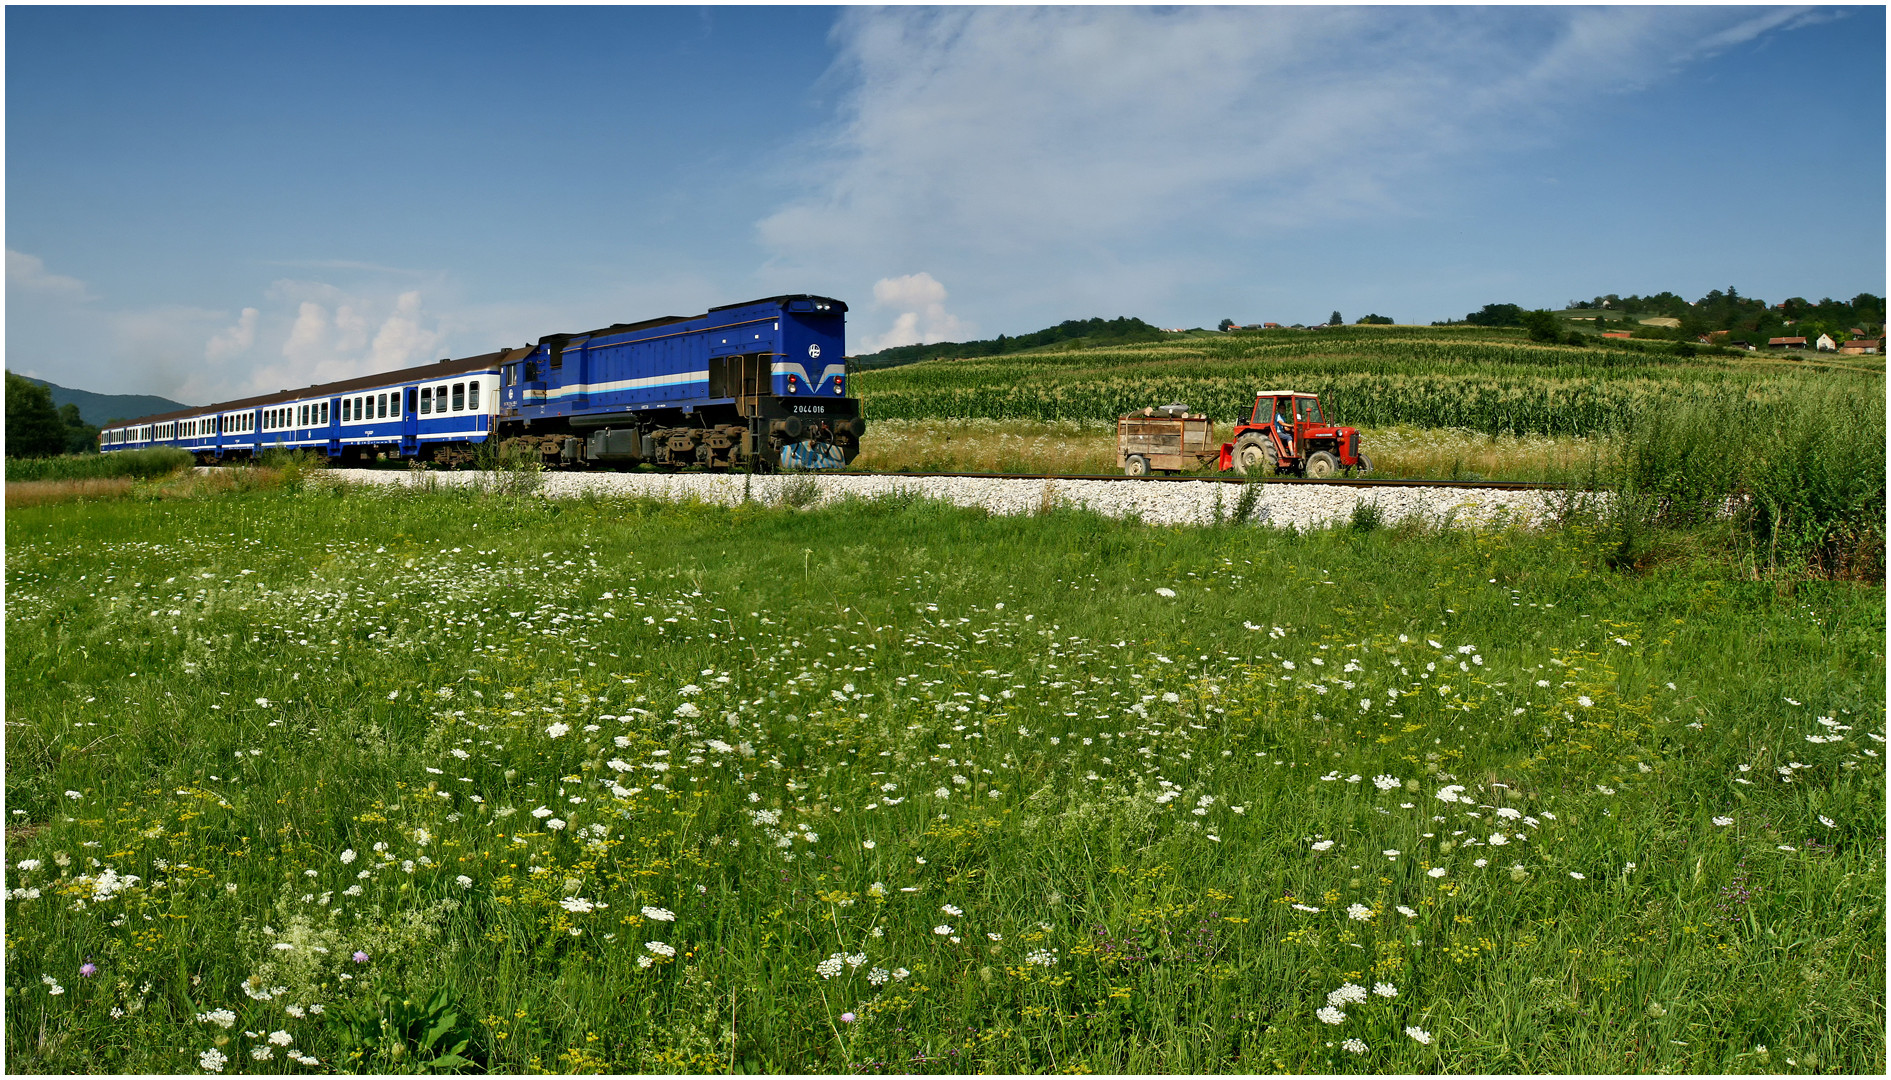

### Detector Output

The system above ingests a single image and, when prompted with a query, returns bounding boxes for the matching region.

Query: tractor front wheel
[1231,434,1275,476]
[1305,451,1340,479]
[1124,455,1149,477]
[1348,453,1373,476]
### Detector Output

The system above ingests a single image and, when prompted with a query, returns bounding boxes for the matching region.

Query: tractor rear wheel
[1305,451,1340,479]
[1231,433,1275,476]
[1124,455,1149,477]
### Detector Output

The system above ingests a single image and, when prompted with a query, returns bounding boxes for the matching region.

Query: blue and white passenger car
[102,295,863,470]
[101,351,511,466]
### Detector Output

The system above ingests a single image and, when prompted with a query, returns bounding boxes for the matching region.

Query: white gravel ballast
[326,468,1579,531]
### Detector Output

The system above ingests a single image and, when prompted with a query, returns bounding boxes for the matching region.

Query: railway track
[833,469,1578,492]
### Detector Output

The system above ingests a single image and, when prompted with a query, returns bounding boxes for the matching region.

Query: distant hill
[15,376,190,427]
[852,316,1172,369]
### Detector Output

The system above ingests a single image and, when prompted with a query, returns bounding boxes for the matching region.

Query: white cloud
[863,272,969,352]
[757,7,1820,327]
[281,301,332,368]
[370,290,442,370]
[205,308,260,362]
[7,249,93,303]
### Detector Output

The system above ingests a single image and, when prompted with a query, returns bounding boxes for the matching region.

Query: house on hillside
[1815,334,1836,351]
[1262,322,1281,329]
[1838,338,1880,355]
[1768,336,1807,349]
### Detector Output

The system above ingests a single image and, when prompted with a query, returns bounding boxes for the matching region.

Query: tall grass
[1613,384,1885,576]
[5,447,193,482]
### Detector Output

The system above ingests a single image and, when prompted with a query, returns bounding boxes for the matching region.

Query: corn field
[852,329,1882,437]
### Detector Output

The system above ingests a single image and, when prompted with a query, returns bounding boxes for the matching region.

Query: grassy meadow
[5,479,1883,1074]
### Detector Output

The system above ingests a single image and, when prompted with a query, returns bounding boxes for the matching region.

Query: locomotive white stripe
[772,361,846,385]
[533,370,710,400]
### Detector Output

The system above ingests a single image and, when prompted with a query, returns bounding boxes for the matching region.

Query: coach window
[420,387,431,414]
[467,380,480,410]
[320,402,328,424]
[452,383,465,411]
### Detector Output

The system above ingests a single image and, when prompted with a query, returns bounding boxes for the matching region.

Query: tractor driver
[1273,397,1295,456]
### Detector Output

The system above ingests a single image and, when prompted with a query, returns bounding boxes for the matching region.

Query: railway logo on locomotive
[808,344,822,359]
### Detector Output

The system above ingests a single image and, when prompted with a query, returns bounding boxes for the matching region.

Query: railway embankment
[307,467,1595,530]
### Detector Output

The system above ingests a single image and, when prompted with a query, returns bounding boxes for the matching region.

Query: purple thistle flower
[79,963,97,977]
[352,951,370,964]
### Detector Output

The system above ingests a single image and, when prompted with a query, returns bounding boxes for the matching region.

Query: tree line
[853,316,1172,367]
[7,371,102,457]
[1440,289,1885,344]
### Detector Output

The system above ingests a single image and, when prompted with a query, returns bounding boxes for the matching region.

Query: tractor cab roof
[1252,390,1319,398]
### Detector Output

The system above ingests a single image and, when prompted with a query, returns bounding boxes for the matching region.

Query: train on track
[100,295,864,471]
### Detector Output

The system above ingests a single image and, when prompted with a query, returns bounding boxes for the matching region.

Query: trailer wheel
[1231,433,1274,476]
[1124,455,1149,477]
[1305,451,1340,479]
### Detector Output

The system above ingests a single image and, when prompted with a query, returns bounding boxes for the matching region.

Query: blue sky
[6,5,1883,403]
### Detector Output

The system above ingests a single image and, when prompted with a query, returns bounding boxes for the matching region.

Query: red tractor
[1219,390,1371,478]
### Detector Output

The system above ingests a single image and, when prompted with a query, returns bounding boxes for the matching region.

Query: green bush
[5,446,194,482]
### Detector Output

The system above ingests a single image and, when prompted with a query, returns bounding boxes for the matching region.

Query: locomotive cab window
[524,361,538,382]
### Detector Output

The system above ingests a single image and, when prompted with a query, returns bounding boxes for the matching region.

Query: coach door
[402,387,419,456]
[326,398,342,459]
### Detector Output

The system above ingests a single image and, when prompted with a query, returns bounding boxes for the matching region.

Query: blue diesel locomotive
[99,294,864,470]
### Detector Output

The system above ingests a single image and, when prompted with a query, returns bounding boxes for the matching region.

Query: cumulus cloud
[757,6,1820,325]
[205,307,260,362]
[7,249,93,303]
[863,272,970,351]
[237,285,446,396]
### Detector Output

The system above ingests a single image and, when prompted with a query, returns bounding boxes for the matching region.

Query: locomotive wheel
[1231,433,1275,476]
[1305,451,1340,479]
[1124,455,1149,477]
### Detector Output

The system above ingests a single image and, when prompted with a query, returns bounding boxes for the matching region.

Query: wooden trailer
[1116,407,1218,475]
